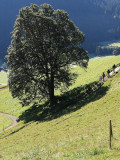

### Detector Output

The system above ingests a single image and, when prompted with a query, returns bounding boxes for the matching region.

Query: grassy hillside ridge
[96,42,120,56]
[109,42,120,47]
[69,55,120,89]
[0,56,120,159]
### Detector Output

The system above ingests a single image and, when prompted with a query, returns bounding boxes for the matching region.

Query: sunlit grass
[0,56,120,159]
[67,55,120,89]
[0,71,8,84]
[0,72,120,159]
[0,88,29,117]
[109,42,120,47]
[0,115,13,132]
[0,85,7,89]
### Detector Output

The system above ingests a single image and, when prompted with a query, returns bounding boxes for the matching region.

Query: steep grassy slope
[0,115,13,132]
[0,71,8,84]
[69,55,120,89]
[0,56,120,116]
[0,88,29,117]
[0,56,120,159]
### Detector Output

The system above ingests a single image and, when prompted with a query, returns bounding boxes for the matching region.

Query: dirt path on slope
[0,85,18,132]
[0,113,18,132]
[0,84,8,91]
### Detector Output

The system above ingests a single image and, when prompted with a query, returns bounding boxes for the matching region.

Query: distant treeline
[1,0,120,60]
[96,46,120,56]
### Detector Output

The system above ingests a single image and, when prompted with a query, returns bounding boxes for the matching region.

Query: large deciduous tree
[7,4,89,105]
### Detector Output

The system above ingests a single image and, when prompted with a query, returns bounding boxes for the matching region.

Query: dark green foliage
[6,4,89,106]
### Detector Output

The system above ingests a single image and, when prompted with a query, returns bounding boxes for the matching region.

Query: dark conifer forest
[0,0,120,62]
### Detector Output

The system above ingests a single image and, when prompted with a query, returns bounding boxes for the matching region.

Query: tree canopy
[7,3,89,105]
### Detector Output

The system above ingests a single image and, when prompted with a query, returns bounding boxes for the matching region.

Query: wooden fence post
[3,124,4,132]
[109,120,113,149]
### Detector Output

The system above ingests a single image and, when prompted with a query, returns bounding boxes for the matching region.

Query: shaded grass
[19,81,109,123]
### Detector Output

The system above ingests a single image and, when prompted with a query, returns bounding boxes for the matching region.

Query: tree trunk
[49,73,55,105]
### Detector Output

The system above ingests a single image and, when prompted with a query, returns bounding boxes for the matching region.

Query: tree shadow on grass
[19,81,109,123]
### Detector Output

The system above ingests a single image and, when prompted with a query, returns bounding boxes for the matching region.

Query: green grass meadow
[0,115,13,132]
[70,55,120,88]
[0,71,8,84]
[108,42,120,47]
[0,56,120,159]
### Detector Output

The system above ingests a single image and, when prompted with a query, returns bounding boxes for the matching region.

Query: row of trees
[96,46,120,56]
[6,4,89,105]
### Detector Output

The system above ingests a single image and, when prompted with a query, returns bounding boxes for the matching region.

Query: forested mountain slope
[91,0,120,15]
[0,0,120,61]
